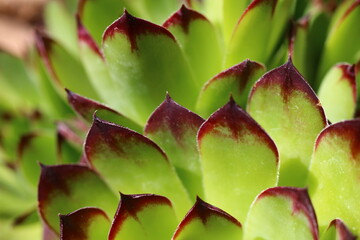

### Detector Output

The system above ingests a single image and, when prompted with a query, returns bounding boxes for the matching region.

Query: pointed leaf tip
[240,0,277,22]
[163,4,207,33]
[109,194,173,240]
[328,219,357,240]
[103,11,175,51]
[77,16,103,57]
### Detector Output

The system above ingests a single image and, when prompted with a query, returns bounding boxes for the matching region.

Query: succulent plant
[0,0,360,239]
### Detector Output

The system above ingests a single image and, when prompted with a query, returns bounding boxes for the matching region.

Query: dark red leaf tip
[60,207,109,240]
[315,120,360,160]
[337,64,356,103]
[66,89,118,122]
[258,187,318,239]
[103,10,176,51]
[197,99,279,162]
[76,16,103,58]
[173,197,241,239]
[249,59,327,125]
[85,116,169,165]
[239,0,277,23]
[203,59,265,93]
[38,164,94,233]
[329,219,357,240]
[18,133,37,159]
[163,4,208,33]
[144,94,204,144]
[109,194,172,240]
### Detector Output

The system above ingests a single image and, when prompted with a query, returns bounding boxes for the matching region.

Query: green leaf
[173,197,242,240]
[308,120,360,236]
[35,32,99,101]
[196,59,265,117]
[66,89,142,132]
[243,187,318,240]
[163,5,222,88]
[320,219,357,240]
[108,194,178,240]
[85,117,191,217]
[317,1,360,85]
[198,98,278,222]
[318,63,356,123]
[56,122,83,164]
[144,95,204,199]
[226,0,294,67]
[247,59,327,187]
[102,11,197,125]
[38,164,118,234]
[60,207,110,240]
[18,132,57,187]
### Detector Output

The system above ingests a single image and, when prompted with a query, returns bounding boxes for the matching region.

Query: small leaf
[102,11,197,125]
[247,59,327,186]
[163,5,222,88]
[196,59,265,117]
[35,32,99,101]
[144,94,205,199]
[198,98,278,222]
[173,197,242,240]
[308,120,360,236]
[317,0,360,85]
[320,219,357,240]
[243,187,318,240]
[318,63,356,123]
[66,89,142,132]
[85,117,191,217]
[60,207,110,240]
[38,164,118,234]
[109,194,178,240]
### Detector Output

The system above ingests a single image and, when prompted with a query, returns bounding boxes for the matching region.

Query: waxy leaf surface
[103,11,197,125]
[163,5,222,88]
[85,117,191,217]
[144,95,204,199]
[198,98,278,222]
[109,194,178,240]
[308,120,360,235]
[173,197,242,240]
[320,219,356,240]
[318,64,356,123]
[243,187,318,240]
[196,59,265,117]
[247,60,327,186]
[38,164,118,234]
[60,207,110,240]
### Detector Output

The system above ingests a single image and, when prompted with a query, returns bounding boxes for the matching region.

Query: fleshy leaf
[66,89,142,132]
[102,11,197,125]
[308,120,360,235]
[60,207,110,240]
[196,59,266,117]
[318,63,356,123]
[108,194,178,240]
[244,187,318,239]
[18,133,57,187]
[85,117,191,217]
[247,59,327,186]
[317,1,360,85]
[144,95,205,199]
[173,197,242,240]
[197,98,278,222]
[226,0,294,67]
[35,32,99,101]
[38,164,118,234]
[320,219,357,240]
[163,5,222,88]
[56,122,83,164]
